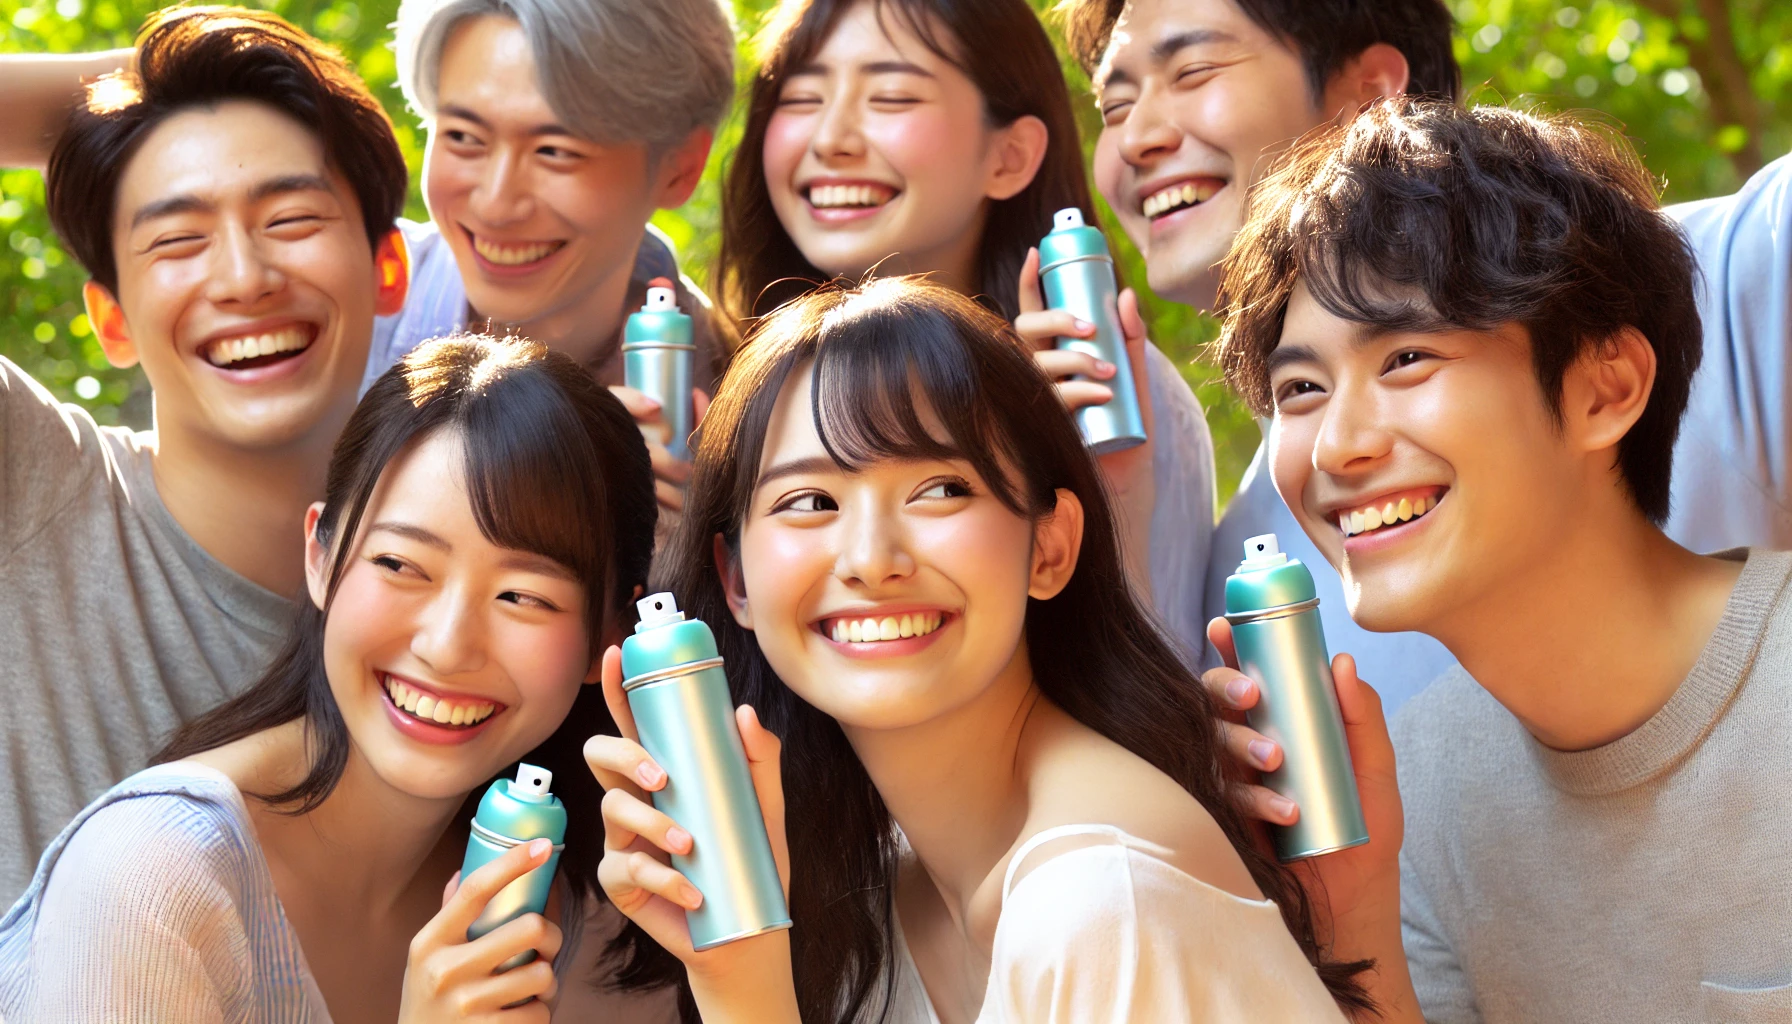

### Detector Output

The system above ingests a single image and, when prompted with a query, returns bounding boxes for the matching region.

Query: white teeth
[1339,494,1441,537]
[203,326,312,368]
[828,611,942,644]
[472,236,561,266]
[382,675,497,727]
[809,183,891,209]
[1397,498,1413,522]
[1142,180,1220,218]
[415,695,436,720]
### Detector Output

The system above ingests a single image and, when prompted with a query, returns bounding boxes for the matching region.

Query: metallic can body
[1039,243,1146,454]
[1226,599,1369,860]
[461,780,566,970]
[623,342,695,460]
[622,612,790,950]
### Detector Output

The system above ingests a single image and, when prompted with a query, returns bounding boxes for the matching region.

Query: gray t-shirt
[1392,548,1792,1023]
[0,357,291,904]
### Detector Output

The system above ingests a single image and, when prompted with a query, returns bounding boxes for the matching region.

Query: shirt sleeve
[1401,848,1482,1024]
[19,793,256,1024]
[0,354,107,558]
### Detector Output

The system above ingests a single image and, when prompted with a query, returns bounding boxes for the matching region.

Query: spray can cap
[635,591,687,632]
[1052,207,1086,231]
[1238,533,1290,571]
[510,763,554,803]
[642,286,677,312]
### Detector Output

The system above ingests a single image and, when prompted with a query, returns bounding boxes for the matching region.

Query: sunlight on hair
[85,72,141,114]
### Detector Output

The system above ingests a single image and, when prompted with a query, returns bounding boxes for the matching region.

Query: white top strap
[1001,823,1127,899]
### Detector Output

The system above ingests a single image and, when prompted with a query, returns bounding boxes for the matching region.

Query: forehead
[1099,0,1274,86]
[804,0,956,71]
[436,15,557,122]
[116,100,336,222]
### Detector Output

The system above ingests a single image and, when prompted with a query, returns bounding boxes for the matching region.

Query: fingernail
[1248,739,1277,767]
[667,826,692,853]
[1074,318,1094,333]
[682,884,704,909]
[1270,796,1298,822]
[1094,359,1115,375]
[529,838,551,858]
[636,762,666,788]
[1225,677,1253,704]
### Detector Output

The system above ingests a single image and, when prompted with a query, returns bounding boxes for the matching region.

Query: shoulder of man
[0,355,121,559]
[1390,667,1521,821]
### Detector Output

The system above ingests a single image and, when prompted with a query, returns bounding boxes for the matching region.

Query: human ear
[373,229,410,317]
[985,115,1049,202]
[1564,326,1656,455]
[1320,43,1411,118]
[302,502,332,612]
[654,126,715,210]
[1028,488,1085,600]
[83,280,137,369]
[714,532,754,630]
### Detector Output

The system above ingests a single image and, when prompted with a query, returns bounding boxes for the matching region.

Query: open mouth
[805,182,898,211]
[1337,489,1446,538]
[820,610,945,644]
[1141,178,1222,220]
[467,230,567,268]
[201,324,316,370]
[380,671,501,729]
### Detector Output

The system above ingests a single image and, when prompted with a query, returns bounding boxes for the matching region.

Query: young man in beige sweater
[1205,98,1791,1022]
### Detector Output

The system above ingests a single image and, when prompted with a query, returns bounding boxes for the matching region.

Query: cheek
[497,617,593,711]
[424,141,477,213]
[1091,133,1125,204]
[866,110,979,195]
[320,569,412,684]
[762,114,810,190]
[1268,415,1318,508]
[740,525,831,624]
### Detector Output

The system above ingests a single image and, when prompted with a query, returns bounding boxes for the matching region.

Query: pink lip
[461,226,567,279]
[193,320,322,386]
[377,671,506,747]
[815,609,954,660]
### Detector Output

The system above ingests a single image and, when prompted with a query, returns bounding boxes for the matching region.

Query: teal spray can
[1224,535,1369,861]
[460,764,567,970]
[1037,207,1147,454]
[621,592,791,949]
[623,285,696,460]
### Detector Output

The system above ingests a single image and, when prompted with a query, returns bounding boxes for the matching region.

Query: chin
[1143,250,1223,310]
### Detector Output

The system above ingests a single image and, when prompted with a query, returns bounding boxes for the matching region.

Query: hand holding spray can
[621,592,791,949]
[1223,535,1369,861]
[460,764,567,970]
[623,284,696,460]
[1037,207,1147,454]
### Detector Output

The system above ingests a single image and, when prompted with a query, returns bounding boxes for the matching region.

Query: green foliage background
[3,0,1788,504]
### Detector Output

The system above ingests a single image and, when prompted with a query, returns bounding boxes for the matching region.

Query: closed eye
[369,553,426,579]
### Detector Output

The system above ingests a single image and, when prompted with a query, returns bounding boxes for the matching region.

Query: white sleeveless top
[884,824,1348,1023]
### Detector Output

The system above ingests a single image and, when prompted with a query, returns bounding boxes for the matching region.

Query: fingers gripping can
[1037,207,1147,454]
[623,286,696,460]
[621,592,791,949]
[461,764,567,970]
[1224,535,1369,861]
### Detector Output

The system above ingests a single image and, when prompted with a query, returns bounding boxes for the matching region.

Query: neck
[850,207,987,299]
[843,646,1038,915]
[149,407,341,597]
[473,228,644,383]
[1425,489,1741,751]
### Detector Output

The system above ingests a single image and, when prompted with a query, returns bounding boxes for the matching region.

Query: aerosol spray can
[1223,535,1369,861]
[623,284,696,460]
[461,764,567,970]
[621,592,791,949]
[1037,207,1146,454]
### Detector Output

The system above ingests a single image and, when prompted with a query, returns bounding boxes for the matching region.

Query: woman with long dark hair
[0,336,664,1022]
[588,280,1369,1021]
[717,0,1217,668]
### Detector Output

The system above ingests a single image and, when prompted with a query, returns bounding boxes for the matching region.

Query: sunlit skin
[763,0,1046,293]
[427,15,709,369]
[1090,0,1407,309]
[83,99,407,594]
[192,428,601,1024]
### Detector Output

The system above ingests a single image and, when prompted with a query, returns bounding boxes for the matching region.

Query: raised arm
[0,49,131,169]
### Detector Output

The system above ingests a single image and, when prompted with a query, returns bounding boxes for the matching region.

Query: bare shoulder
[1013,711,1262,901]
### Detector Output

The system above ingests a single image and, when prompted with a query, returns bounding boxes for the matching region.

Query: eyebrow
[1100,28,1239,90]
[754,455,843,493]
[1265,344,1321,376]
[128,173,334,229]
[437,103,576,138]
[371,522,578,581]
[368,521,451,550]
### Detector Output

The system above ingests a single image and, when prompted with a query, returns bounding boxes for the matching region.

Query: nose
[833,503,916,589]
[205,220,284,307]
[1312,375,1396,478]
[1118,82,1185,171]
[409,584,489,678]
[468,144,533,227]
[811,90,866,163]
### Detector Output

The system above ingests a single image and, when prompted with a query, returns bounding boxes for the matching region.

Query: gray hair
[394,0,736,152]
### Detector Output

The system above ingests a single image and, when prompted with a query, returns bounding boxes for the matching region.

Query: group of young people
[0,0,1785,1021]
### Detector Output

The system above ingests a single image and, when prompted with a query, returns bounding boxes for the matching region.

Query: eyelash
[369,555,559,610]
[918,477,973,500]
[775,492,838,513]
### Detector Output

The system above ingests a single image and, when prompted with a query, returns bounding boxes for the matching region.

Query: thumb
[737,705,789,894]
[441,869,461,910]
[1117,288,1153,430]
[1331,653,1394,773]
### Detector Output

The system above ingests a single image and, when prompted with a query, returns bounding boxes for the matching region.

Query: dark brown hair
[1057,0,1460,104]
[617,278,1370,1021]
[156,334,656,924]
[46,5,407,295]
[1217,98,1702,524]
[717,0,1098,323]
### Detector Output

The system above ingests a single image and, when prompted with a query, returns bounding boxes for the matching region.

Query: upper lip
[813,604,949,625]
[379,669,507,709]
[1321,485,1448,521]
[193,317,320,353]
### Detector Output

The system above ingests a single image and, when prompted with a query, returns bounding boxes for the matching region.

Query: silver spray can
[460,764,566,971]
[620,592,791,949]
[1037,207,1147,454]
[623,285,696,460]
[1223,534,1369,861]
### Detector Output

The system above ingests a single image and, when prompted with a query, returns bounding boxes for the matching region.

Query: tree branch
[1634,0,1764,179]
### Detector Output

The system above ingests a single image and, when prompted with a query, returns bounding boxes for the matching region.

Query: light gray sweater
[1391,548,1792,1023]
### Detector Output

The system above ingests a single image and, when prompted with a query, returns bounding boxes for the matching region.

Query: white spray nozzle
[643,286,678,312]
[514,763,554,797]
[636,591,686,629]
[1239,533,1289,570]
[1052,207,1086,231]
